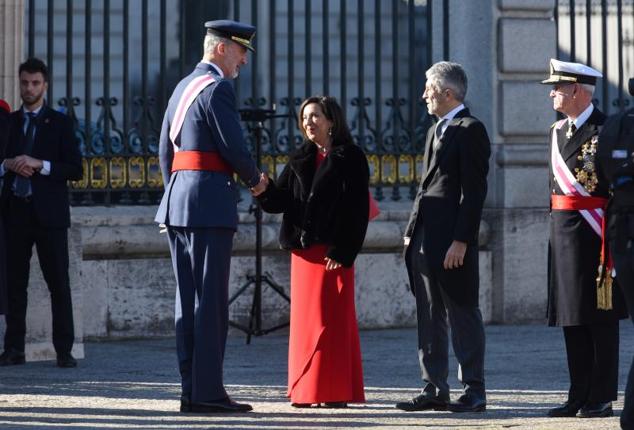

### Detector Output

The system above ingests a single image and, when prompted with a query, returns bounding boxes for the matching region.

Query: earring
[328,128,332,136]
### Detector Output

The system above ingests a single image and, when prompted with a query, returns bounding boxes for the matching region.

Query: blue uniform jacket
[155,63,260,229]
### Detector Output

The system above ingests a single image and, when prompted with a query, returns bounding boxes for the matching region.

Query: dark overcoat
[403,108,491,307]
[548,107,628,326]
[257,141,370,268]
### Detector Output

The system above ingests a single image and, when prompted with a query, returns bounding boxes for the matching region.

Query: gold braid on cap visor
[231,35,251,45]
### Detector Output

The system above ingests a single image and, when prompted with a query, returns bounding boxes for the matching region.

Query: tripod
[228,108,291,344]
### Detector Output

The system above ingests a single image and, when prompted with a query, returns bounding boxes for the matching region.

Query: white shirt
[202,60,224,78]
[437,103,466,138]
[569,103,594,130]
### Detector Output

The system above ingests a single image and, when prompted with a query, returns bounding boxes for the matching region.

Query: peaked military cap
[205,20,256,52]
[541,58,602,85]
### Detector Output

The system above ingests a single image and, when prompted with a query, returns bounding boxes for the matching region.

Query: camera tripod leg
[228,276,255,305]
[262,275,290,302]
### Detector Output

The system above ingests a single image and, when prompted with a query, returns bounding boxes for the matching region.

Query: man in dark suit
[0,101,10,316]
[543,59,627,419]
[396,61,490,413]
[155,20,267,414]
[0,58,82,368]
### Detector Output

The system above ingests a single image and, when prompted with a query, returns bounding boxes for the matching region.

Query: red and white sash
[169,73,216,148]
[550,119,603,237]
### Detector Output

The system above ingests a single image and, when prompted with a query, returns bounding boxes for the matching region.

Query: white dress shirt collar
[437,103,465,137]
[570,103,594,129]
[22,105,43,116]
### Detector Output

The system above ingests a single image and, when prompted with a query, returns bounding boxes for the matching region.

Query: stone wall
[75,204,496,338]
[0,0,23,109]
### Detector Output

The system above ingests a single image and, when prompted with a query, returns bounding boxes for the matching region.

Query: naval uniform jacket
[547,107,627,326]
[403,108,491,307]
[256,141,370,268]
[155,63,260,229]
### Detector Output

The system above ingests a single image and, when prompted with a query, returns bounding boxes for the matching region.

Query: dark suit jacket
[0,109,8,314]
[257,141,370,267]
[2,106,82,229]
[155,63,260,229]
[547,107,627,326]
[404,108,491,306]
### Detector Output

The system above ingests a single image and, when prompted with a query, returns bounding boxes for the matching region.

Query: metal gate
[24,0,440,204]
[555,0,634,115]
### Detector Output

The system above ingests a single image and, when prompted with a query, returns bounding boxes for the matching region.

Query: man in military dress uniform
[597,90,634,429]
[155,20,267,414]
[543,58,627,419]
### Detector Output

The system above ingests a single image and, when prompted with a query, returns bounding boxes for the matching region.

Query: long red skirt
[287,244,365,404]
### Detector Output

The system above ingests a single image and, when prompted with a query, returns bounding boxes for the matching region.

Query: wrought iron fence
[555,0,634,114]
[24,0,442,204]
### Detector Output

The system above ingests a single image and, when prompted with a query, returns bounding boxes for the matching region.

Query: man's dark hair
[19,58,49,82]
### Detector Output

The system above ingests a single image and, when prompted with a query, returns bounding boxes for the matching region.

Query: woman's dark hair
[297,96,354,146]
[19,58,49,82]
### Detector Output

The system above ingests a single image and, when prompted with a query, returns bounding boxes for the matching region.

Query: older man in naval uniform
[543,58,627,419]
[155,20,267,414]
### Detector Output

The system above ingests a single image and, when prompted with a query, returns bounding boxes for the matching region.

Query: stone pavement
[0,322,632,429]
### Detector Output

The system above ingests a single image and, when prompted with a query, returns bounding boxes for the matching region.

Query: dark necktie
[14,112,37,197]
[433,118,447,149]
[566,121,576,140]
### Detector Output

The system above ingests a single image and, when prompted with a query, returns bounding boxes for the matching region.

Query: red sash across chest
[169,72,234,175]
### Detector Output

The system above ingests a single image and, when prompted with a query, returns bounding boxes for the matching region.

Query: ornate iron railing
[24,0,437,204]
[555,0,634,113]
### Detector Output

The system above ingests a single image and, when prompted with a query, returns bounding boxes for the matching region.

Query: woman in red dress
[257,96,370,408]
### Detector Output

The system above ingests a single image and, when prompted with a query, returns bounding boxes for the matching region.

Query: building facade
[0,0,632,347]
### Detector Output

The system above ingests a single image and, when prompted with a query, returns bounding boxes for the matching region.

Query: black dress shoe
[547,400,584,417]
[323,402,347,408]
[180,396,192,412]
[395,391,449,411]
[447,394,486,413]
[187,398,252,413]
[291,402,313,408]
[0,349,26,366]
[56,353,77,368]
[577,402,613,418]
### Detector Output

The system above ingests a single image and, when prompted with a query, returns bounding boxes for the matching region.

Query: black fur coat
[257,140,370,267]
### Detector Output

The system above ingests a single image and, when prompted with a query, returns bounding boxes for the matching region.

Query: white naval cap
[541,58,603,85]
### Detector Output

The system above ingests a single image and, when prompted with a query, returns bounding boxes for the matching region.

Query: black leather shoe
[0,349,26,366]
[577,402,613,418]
[180,396,192,412]
[447,394,486,413]
[323,402,347,408]
[547,400,584,417]
[395,391,449,411]
[187,398,252,413]
[291,403,313,408]
[56,353,77,368]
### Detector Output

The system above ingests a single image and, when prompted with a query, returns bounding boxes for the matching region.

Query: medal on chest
[574,135,599,193]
